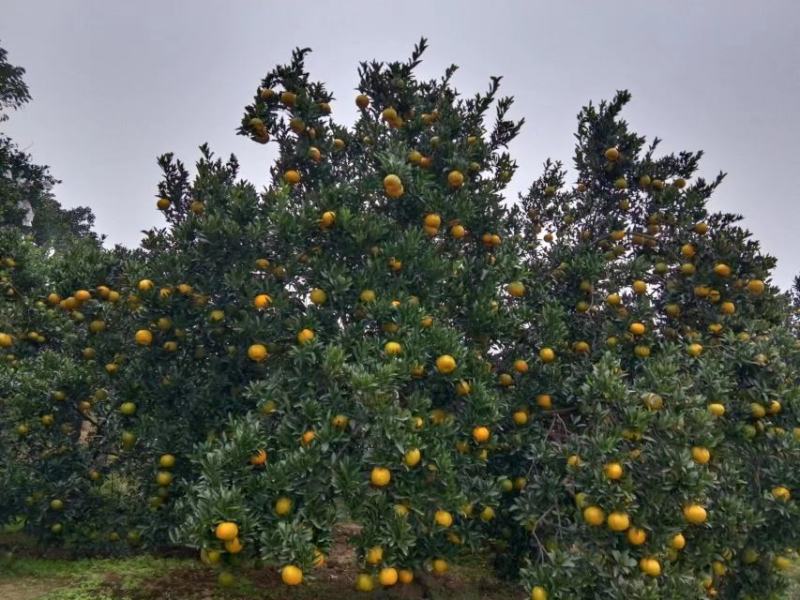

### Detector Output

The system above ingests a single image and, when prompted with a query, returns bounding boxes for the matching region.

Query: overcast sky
[2,0,799,288]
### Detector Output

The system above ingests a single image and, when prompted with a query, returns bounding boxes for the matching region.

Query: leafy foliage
[1,39,799,600]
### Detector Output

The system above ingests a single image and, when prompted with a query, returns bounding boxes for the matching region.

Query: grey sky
[2,0,799,288]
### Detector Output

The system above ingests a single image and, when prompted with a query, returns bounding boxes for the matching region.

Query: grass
[0,536,520,600]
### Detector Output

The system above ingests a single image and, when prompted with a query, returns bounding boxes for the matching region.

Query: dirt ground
[0,579,69,600]
[0,526,522,600]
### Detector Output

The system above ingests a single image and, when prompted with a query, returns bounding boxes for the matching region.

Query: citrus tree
[2,39,799,600]
[487,92,800,599]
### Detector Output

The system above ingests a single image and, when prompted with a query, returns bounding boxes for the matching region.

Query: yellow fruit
[317,211,337,231]
[313,549,326,567]
[281,565,303,586]
[250,449,268,465]
[435,354,457,374]
[713,263,731,277]
[384,341,402,356]
[604,147,620,161]
[301,430,316,445]
[539,347,556,363]
[531,586,548,600]
[687,343,703,357]
[225,537,243,554]
[537,394,553,410]
[159,454,176,469]
[378,567,398,587]
[355,573,374,592]
[567,454,581,468]
[134,330,153,346]
[451,224,466,239]
[424,213,442,229]
[480,506,496,521]
[507,281,525,297]
[632,280,647,294]
[708,403,725,417]
[683,504,707,524]
[297,328,315,344]
[671,533,686,550]
[512,410,529,426]
[455,380,471,396]
[398,569,414,584]
[310,288,327,305]
[772,486,791,501]
[434,510,453,528]
[331,414,349,429]
[607,511,630,532]
[275,496,292,516]
[253,293,272,309]
[751,403,766,418]
[355,94,370,109]
[681,243,696,258]
[371,467,391,487]
[629,322,646,336]
[639,557,661,577]
[447,170,465,188]
[0,333,13,347]
[513,359,529,373]
[627,527,647,545]
[583,506,605,526]
[155,471,172,486]
[279,90,296,106]
[432,558,448,575]
[248,344,268,362]
[359,289,376,303]
[283,170,301,185]
[692,446,711,465]
[607,293,621,306]
[404,448,421,467]
[157,197,171,210]
[604,462,623,480]
[774,556,792,571]
[472,426,491,443]
[747,279,765,295]
[215,522,238,541]
[720,301,735,315]
[383,174,404,199]
[366,546,383,565]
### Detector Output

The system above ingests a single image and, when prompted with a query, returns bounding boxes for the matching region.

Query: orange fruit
[248,344,268,361]
[281,565,303,586]
[435,354,457,374]
[370,467,391,487]
[378,567,398,587]
[134,330,153,346]
[683,504,707,524]
[215,522,238,541]
[447,170,465,188]
[472,426,490,443]
[607,511,630,532]
[383,174,404,199]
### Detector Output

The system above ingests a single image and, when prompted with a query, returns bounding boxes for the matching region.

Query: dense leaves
[2,39,799,599]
